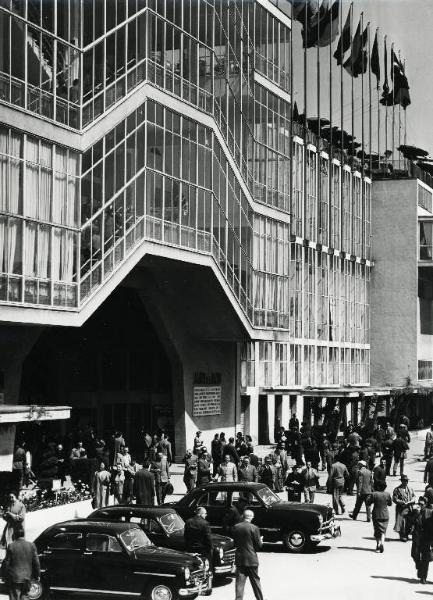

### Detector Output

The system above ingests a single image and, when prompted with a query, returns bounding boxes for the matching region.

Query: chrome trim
[133,572,176,577]
[51,587,141,596]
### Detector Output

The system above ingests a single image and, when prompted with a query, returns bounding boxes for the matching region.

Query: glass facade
[0,0,372,389]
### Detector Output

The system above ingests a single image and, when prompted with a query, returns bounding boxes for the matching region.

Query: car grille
[223,549,235,564]
[191,569,206,586]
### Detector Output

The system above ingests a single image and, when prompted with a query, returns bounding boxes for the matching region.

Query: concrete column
[249,389,259,445]
[267,394,275,444]
[345,400,351,424]
[281,394,291,430]
[296,394,304,423]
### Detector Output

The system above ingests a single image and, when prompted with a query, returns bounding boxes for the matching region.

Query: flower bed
[19,481,92,512]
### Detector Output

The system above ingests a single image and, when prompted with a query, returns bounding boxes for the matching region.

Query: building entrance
[20,286,174,458]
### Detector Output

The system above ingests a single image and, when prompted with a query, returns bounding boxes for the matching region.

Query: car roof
[191,482,266,492]
[92,506,178,518]
[44,520,140,534]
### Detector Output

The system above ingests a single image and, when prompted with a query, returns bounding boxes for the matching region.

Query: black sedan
[30,520,209,600]
[88,505,236,577]
[166,482,340,552]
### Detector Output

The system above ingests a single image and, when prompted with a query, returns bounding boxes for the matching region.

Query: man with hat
[393,474,416,541]
[350,460,373,521]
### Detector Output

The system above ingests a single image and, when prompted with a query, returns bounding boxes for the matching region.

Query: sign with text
[0,424,16,472]
[193,385,222,417]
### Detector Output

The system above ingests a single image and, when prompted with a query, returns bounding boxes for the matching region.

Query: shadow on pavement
[371,575,420,584]
[213,576,233,589]
[338,545,376,552]
[260,543,331,554]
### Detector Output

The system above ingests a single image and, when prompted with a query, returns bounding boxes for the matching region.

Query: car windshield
[256,488,281,506]
[120,528,152,551]
[159,512,185,535]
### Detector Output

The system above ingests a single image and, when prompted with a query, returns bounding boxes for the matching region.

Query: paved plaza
[0,430,432,600]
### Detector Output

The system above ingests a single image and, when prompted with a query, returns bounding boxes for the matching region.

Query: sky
[291,0,433,157]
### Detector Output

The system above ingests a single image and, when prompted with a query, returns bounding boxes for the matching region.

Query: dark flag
[300,1,321,49]
[293,101,300,122]
[371,30,380,88]
[317,0,340,47]
[381,37,389,100]
[291,0,308,21]
[395,62,411,109]
[343,20,368,77]
[334,7,351,64]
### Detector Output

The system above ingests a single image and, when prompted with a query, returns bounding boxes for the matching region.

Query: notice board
[193,385,222,416]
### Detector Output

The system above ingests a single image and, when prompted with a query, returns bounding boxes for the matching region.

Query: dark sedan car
[88,505,235,576]
[30,520,209,599]
[166,482,340,552]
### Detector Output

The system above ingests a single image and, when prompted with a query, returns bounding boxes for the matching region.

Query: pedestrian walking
[134,462,155,505]
[1,526,40,600]
[412,495,433,583]
[92,462,111,509]
[232,510,264,600]
[1,494,26,548]
[425,425,433,460]
[302,460,319,504]
[373,457,387,491]
[366,481,392,552]
[151,451,170,504]
[350,461,373,522]
[425,455,433,489]
[327,459,349,515]
[112,465,125,505]
[183,450,198,491]
[211,433,222,477]
[193,431,204,456]
[382,437,394,476]
[392,435,409,476]
[393,474,416,541]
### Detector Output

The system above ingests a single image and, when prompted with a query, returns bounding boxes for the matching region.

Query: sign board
[0,424,16,472]
[193,386,222,417]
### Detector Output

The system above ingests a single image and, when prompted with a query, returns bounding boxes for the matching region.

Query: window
[120,528,152,551]
[140,518,163,534]
[419,360,433,381]
[86,533,122,553]
[420,222,433,260]
[48,532,83,550]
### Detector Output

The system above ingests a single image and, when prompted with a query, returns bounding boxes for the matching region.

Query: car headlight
[318,514,323,525]
[218,547,224,560]
[204,558,210,572]
[184,567,191,581]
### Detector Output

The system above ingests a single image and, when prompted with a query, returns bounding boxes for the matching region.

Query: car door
[41,531,84,590]
[79,533,130,593]
[196,491,229,532]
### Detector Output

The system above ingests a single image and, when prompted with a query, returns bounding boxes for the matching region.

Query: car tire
[143,581,179,600]
[282,530,308,553]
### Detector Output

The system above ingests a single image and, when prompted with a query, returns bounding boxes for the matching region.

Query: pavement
[0,430,431,600]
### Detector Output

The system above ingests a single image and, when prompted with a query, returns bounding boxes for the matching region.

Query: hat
[358,460,367,467]
[401,474,409,481]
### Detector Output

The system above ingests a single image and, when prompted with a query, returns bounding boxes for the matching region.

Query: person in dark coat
[327,459,349,515]
[1,494,26,548]
[424,456,433,488]
[134,462,155,505]
[232,510,264,600]
[392,435,409,477]
[211,434,222,477]
[411,496,433,583]
[197,449,212,485]
[1,526,40,600]
[373,457,387,491]
[225,438,240,465]
[184,507,213,565]
[382,437,394,476]
[366,481,392,552]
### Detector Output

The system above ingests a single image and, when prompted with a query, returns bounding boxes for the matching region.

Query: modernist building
[0,0,375,457]
[371,166,433,424]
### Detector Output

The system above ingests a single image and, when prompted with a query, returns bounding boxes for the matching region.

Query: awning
[0,405,71,424]
[260,387,396,398]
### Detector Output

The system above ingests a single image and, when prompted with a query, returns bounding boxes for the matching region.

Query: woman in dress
[366,481,392,552]
[92,462,111,508]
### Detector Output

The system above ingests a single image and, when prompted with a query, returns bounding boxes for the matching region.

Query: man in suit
[151,451,170,504]
[238,456,259,483]
[232,510,264,600]
[1,526,40,600]
[373,457,387,491]
[134,462,155,505]
[425,455,433,488]
[327,458,349,515]
[184,507,213,566]
[350,460,373,521]
[301,460,319,503]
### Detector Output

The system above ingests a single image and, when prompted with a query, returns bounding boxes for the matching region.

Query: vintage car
[166,482,341,553]
[29,519,209,599]
[88,505,236,577]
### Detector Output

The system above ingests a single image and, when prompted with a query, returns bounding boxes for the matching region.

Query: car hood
[133,546,203,570]
[210,533,235,550]
[270,501,331,519]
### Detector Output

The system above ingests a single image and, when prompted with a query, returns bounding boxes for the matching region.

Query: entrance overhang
[0,405,71,424]
[259,387,395,398]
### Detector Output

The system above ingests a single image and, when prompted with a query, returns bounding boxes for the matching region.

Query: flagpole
[404,59,407,146]
[368,23,372,175]
[304,1,308,241]
[398,49,402,171]
[317,0,321,143]
[360,14,366,176]
[329,0,336,250]
[384,35,388,172]
[351,7,355,162]
[391,42,395,170]
[377,30,380,172]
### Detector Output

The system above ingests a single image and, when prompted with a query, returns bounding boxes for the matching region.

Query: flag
[371,30,380,88]
[382,37,389,100]
[394,62,411,109]
[299,1,321,49]
[317,0,340,47]
[334,6,351,64]
[293,101,300,122]
[343,20,368,77]
[291,0,308,21]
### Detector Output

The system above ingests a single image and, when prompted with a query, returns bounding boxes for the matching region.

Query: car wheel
[144,582,178,600]
[282,530,307,552]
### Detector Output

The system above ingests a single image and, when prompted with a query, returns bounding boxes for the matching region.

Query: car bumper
[179,573,212,596]
[310,524,341,542]
[214,564,234,574]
